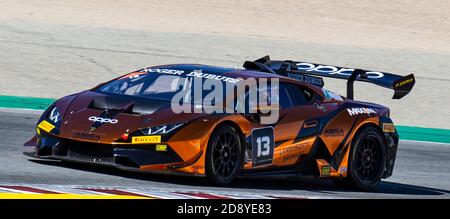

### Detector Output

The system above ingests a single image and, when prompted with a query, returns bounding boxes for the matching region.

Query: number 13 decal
[252,127,274,166]
[256,136,271,157]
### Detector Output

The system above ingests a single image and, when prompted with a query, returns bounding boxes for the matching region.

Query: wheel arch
[210,120,246,145]
[353,121,387,146]
[346,121,387,167]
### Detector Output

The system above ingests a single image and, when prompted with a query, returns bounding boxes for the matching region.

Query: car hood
[57,91,206,143]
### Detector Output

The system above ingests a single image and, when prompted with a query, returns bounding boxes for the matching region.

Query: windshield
[96,70,229,104]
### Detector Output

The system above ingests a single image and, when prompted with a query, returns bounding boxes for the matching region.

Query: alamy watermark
[170,70,280,124]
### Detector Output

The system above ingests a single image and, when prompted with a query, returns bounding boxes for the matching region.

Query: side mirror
[314,100,328,112]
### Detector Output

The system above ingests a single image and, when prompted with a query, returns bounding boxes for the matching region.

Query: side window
[278,83,293,109]
[285,83,315,106]
[235,83,292,113]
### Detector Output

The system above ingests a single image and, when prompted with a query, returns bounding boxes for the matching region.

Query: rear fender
[379,117,399,178]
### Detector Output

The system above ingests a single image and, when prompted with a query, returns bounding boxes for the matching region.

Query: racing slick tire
[205,124,244,186]
[334,126,387,191]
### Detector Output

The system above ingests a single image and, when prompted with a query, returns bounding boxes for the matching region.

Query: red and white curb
[0,184,328,199]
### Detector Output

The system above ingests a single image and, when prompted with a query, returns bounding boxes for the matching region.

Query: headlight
[47,107,62,124]
[140,123,184,135]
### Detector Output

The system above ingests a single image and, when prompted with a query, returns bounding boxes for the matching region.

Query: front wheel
[335,126,386,191]
[205,124,244,186]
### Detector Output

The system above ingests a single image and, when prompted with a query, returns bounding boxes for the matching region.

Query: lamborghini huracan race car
[24,56,415,190]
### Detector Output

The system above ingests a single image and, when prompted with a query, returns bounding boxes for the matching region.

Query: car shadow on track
[29,159,450,197]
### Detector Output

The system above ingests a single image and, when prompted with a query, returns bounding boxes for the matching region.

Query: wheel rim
[212,131,239,178]
[354,134,382,181]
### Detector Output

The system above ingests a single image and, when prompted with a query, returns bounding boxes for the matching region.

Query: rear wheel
[334,126,386,191]
[205,124,244,186]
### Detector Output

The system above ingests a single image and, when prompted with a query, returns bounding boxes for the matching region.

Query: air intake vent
[88,95,165,115]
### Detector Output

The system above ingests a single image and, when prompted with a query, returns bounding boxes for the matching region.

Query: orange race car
[24,56,415,191]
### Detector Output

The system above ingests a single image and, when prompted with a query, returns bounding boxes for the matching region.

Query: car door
[271,82,331,166]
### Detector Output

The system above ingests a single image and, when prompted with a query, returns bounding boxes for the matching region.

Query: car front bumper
[23,132,202,175]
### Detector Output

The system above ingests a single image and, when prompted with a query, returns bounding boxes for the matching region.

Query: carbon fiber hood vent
[88,94,169,115]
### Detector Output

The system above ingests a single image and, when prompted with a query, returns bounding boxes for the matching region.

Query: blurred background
[0,0,449,128]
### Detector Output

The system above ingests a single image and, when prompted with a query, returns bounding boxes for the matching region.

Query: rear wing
[243,56,415,99]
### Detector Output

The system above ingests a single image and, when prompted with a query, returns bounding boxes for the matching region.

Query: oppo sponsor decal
[88,116,118,124]
[296,63,384,79]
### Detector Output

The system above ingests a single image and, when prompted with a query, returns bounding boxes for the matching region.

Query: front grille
[59,139,114,164]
